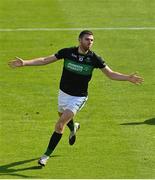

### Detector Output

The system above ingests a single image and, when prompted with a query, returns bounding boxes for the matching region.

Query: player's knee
[55,110,73,133]
[61,109,74,122]
[55,121,65,133]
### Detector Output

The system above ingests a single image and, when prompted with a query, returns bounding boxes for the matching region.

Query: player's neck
[78,46,89,54]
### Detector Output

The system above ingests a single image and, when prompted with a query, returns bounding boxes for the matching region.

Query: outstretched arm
[8,54,58,68]
[101,65,144,85]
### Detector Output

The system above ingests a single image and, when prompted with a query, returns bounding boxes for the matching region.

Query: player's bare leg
[38,109,74,166]
[58,112,80,145]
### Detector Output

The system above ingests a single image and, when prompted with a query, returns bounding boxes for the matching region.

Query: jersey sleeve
[93,53,106,69]
[55,48,69,59]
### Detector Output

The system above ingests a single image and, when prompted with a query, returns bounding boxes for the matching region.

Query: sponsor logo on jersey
[64,59,94,75]
[67,62,83,72]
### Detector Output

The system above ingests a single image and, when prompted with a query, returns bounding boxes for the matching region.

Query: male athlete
[9,30,143,166]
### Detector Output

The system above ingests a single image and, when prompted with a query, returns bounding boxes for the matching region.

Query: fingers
[129,73,144,85]
[131,72,138,76]
[134,77,144,85]
[15,56,23,61]
[135,80,143,85]
[8,57,24,68]
[136,76,144,84]
[8,60,16,68]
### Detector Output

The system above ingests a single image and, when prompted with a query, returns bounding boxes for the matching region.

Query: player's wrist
[126,75,131,82]
[128,75,135,83]
[22,60,27,66]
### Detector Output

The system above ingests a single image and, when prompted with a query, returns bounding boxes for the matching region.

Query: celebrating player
[8,30,143,166]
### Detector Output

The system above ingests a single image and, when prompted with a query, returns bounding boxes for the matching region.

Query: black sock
[67,119,74,131]
[44,131,62,156]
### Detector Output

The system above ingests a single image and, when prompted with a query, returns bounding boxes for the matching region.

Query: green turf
[0,0,155,178]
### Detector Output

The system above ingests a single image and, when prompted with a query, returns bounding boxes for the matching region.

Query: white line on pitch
[0,27,155,32]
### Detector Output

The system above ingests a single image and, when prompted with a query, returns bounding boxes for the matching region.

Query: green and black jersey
[55,47,106,97]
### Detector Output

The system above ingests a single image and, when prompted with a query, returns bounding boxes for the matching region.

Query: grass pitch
[0,0,155,178]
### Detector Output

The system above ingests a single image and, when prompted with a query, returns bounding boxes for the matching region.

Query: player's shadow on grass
[0,155,59,178]
[120,117,155,126]
[0,158,40,178]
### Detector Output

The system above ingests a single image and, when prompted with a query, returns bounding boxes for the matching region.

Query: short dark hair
[79,30,93,39]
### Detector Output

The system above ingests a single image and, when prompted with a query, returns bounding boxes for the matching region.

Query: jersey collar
[76,47,93,56]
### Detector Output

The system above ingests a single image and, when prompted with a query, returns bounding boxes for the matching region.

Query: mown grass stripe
[1,27,155,32]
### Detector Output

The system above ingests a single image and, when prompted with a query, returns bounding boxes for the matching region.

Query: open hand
[8,57,24,68]
[128,73,144,85]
